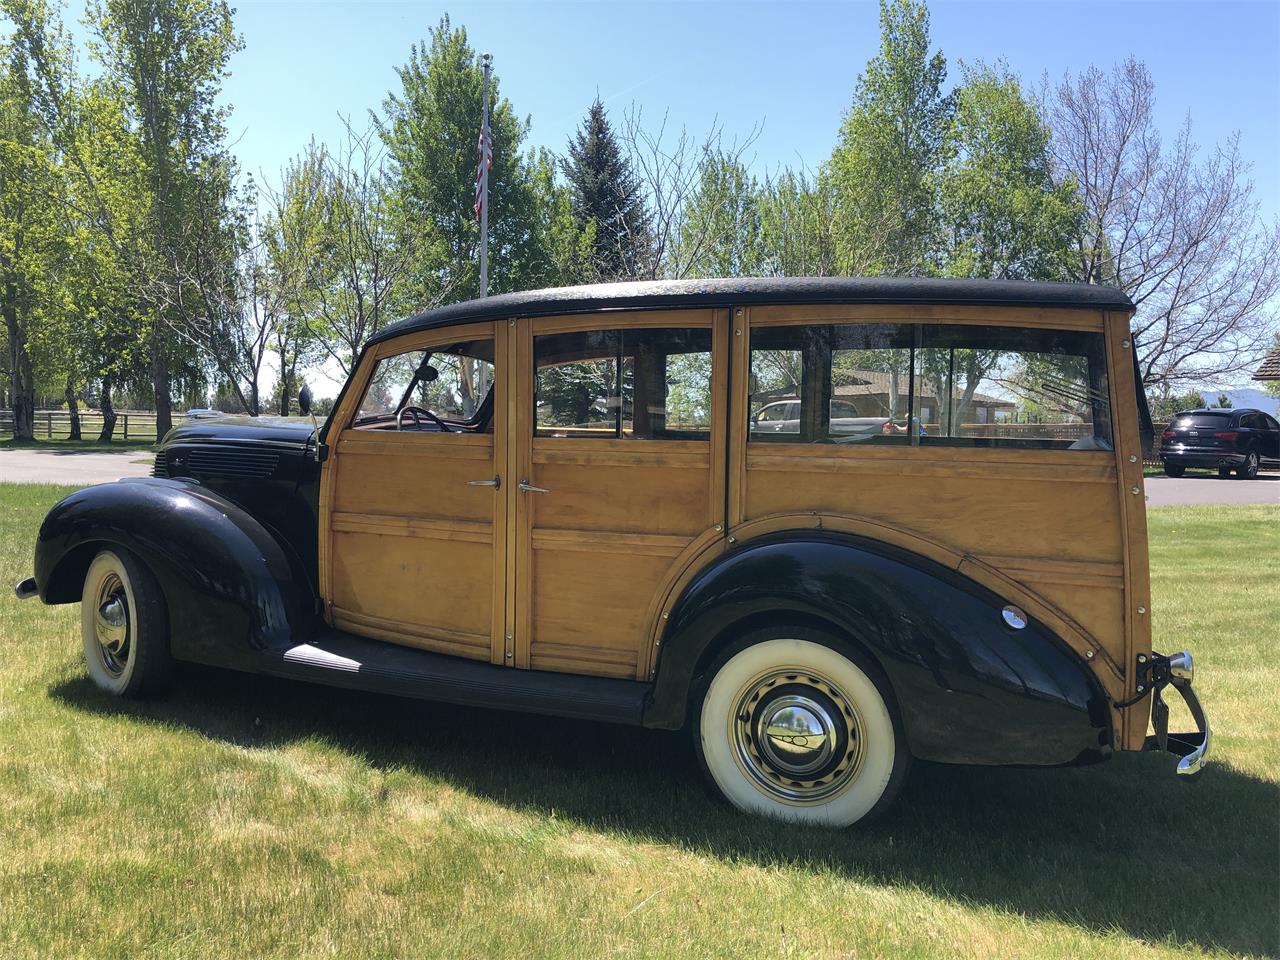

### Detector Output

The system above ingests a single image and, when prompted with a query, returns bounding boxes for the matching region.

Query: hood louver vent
[187,448,280,480]
[152,454,169,478]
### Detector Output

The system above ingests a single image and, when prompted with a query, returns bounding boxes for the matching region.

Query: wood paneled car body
[20,278,1210,826]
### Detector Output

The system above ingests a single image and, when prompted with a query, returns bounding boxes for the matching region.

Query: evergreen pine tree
[562,99,650,280]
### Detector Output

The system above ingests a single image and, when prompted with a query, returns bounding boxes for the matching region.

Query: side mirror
[298,384,313,416]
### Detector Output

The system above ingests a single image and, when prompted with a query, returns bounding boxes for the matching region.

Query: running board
[265,631,650,726]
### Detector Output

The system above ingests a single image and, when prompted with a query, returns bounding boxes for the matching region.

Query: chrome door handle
[467,475,501,489]
[517,478,549,494]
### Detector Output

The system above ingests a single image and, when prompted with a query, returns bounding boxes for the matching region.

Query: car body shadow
[50,666,1278,957]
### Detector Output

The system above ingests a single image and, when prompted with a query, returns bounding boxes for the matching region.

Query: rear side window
[534,328,712,439]
[918,326,1111,449]
[750,324,915,444]
[1173,413,1231,429]
[749,322,1112,450]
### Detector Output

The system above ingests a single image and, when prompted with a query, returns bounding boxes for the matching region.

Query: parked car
[751,399,898,440]
[183,408,224,420]
[1160,407,1280,479]
[17,278,1208,827]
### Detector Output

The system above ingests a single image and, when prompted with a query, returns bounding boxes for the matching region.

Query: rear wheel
[694,628,908,827]
[1163,463,1185,478]
[80,548,171,697]
[1237,450,1260,480]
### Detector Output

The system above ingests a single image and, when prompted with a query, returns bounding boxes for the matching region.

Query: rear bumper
[14,577,38,601]
[1142,650,1210,776]
[1160,451,1243,467]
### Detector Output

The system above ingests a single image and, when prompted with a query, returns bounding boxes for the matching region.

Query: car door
[319,322,509,664]
[509,310,729,680]
[1261,413,1280,462]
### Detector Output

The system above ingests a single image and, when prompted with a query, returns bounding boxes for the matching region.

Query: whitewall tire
[696,631,907,827]
[80,548,171,697]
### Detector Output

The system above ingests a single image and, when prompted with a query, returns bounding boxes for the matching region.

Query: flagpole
[479,52,492,298]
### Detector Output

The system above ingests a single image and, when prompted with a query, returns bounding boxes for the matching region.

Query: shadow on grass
[52,667,1278,957]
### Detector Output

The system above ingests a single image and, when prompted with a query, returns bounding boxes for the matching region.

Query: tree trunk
[151,338,172,440]
[3,289,35,441]
[65,377,82,440]
[278,365,294,416]
[98,376,117,443]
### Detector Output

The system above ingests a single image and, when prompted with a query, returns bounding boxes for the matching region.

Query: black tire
[1163,463,1185,478]
[1218,465,1233,478]
[1237,450,1260,480]
[692,623,910,827]
[80,548,172,697]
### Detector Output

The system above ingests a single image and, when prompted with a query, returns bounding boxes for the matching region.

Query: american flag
[473,118,492,220]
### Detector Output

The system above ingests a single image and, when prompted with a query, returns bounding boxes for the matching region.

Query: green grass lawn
[0,484,1276,959]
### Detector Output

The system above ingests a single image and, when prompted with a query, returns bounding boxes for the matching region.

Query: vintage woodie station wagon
[19,278,1210,826]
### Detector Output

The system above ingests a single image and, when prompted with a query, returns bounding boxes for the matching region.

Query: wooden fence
[0,410,192,443]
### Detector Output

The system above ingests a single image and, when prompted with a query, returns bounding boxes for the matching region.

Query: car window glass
[749,324,914,443]
[916,326,1112,450]
[534,328,712,439]
[355,339,494,429]
[1174,413,1231,429]
[750,322,1111,450]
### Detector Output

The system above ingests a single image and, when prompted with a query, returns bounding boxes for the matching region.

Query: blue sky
[217,0,1279,222]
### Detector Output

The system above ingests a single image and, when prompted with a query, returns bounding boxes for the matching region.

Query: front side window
[534,328,712,439]
[354,339,495,430]
[749,321,1112,450]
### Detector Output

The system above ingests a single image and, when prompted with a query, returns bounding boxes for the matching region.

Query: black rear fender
[646,532,1111,767]
[35,478,314,669]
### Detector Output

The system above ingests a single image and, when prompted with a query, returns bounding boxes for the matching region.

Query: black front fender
[34,478,313,669]
[647,532,1111,767]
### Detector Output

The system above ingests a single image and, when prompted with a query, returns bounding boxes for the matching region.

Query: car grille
[186,448,280,480]
[152,453,169,478]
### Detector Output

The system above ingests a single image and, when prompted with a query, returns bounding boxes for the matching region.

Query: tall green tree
[758,170,837,277]
[87,0,243,432]
[825,0,950,276]
[0,31,65,439]
[939,62,1079,280]
[676,149,764,278]
[381,18,585,304]
[561,98,649,280]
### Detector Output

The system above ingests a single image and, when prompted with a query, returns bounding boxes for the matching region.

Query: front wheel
[1237,450,1260,480]
[80,548,172,697]
[1163,462,1186,478]
[695,630,908,827]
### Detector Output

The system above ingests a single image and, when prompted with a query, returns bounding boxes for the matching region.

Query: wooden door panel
[513,310,728,680]
[320,322,507,665]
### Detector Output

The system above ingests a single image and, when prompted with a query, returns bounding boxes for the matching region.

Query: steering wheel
[397,405,452,433]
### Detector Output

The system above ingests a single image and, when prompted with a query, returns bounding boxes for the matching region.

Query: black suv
[1160,408,1280,479]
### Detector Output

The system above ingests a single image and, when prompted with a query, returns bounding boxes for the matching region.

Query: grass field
[0,484,1276,959]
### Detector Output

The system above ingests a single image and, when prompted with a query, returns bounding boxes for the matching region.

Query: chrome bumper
[14,577,38,601]
[1143,650,1210,777]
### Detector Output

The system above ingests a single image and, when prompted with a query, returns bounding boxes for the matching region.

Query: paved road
[1144,473,1279,507]
[0,448,153,486]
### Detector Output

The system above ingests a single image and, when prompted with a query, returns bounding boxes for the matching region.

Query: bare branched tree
[618,107,761,280]
[1047,58,1280,389]
[305,119,436,376]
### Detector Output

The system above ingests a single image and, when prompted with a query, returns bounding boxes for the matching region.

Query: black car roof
[367,277,1135,347]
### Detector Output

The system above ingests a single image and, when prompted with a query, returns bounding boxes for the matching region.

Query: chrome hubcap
[732,669,863,804]
[93,573,130,676]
